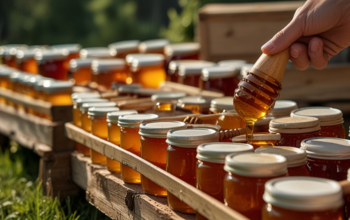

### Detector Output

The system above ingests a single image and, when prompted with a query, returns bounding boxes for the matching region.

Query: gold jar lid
[291,107,343,126]
[301,137,350,160]
[166,128,219,148]
[107,110,138,123]
[139,121,187,138]
[255,146,307,167]
[164,42,200,57]
[138,39,169,53]
[118,114,159,128]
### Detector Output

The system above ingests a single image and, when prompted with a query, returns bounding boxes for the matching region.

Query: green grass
[0,142,110,220]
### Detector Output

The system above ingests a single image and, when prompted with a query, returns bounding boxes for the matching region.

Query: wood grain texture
[159,81,224,98]
[71,152,195,220]
[66,123,248,220]
[0,104,74,151]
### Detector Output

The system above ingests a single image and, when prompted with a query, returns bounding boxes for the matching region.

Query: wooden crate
[198,2,304,62]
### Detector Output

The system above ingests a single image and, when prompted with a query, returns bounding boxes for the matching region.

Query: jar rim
[164,42,200,57]
[118,114,159,128]
[107,110,138,123]
[301,137,350,159]
[139,121,187,138]
[166,128,219,148]
[255,146,307,167]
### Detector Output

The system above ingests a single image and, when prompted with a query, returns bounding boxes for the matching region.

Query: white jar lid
[255,146,307,167]
[263,177,343,211]
[42,81,73,94]
[88,107,120,116]
[91,59,126,73]
[291,107,344,126]
[80,102,117,112]
[197,143,254,164]
[240,64,254,77]
[201,66,239,80]
[0,66,15,77]
[131,54,164,67]
[139,121,187,138]
[178,60,215,76]
[269,117,321,134]
[210,96,234,113]
[168,60,201,72]
[34,79,56,91]
[231,133,281,142]
[224,153,287,177]
[151,92,187,101]
[125,53,147,65]
[117,84,142,94]
[107,110,138,123]
[69,58,94,72]
[50,44,81,53]
[0,44,27,56]
[75,98,109,107]
[301,137,350,160]
[108,40,140,53]
[16,47,46,60]
[118,114,159,128]
[218,60,247,68]
[138,39,169,53]
[35,50,68,61]
[164,42,200,57]
[79,47,113,59]
[270,100,298,118]
[71,92,101,101]
[166,128,219,148]
[177,96,210,107]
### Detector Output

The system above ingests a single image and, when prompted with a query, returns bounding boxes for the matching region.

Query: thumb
[261,18,304,55]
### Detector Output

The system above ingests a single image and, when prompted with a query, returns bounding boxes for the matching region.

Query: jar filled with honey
[16,47,46,74]
[79,47,113,59]
[138,39,169,54]
[301,137,350,181]
[178,61,215,87]
[215,111,246,140]
[177,96,210,114]
[200,66,240,96]
[69,59,94,85]
[291,107,345,138]
[35,50,69,80]
[166,128,219,213]
[88,106,120,164]
[151,92,186,113]
[164,43,200,71]
[91,59,128,89]
[0,44,27,68]
[262,177,344,220]
[255,146,310,176]
[43,81,73,105]
[269,116,322,147]
[0,66,13,90]
[210,97,235,114]
[139,121,187,196]
[108,40,140,59]
[196,143,254,220]
[231,132,281,149]
[269,100,298,118]
[130,54,166,89]
[50,44,81,62]
[106,110,138,173]
[224,153,288,219]
[118,114,159,184]
[167,60,197,82]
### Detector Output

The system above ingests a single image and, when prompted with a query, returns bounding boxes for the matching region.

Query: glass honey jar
[215,111,246,141]
[79,47,113,59]
[200,66,240,96]
[16,47,46,74]
[151,92,186,113]
[209,97,235,114]
[139,121,187,196]
[50,44,81,62]
[291,107,345,138]
[196,143,254,220]
[0,44,27,68]
[106,110,138,173]
[301,137,350,181]
[177,96,210,114]
[71,92,101,102]
[269,116,322,148]
[178,61,215,87]
[0,66,13,90]
[42,81,73,105]
[108,40,140,59]
[138,39,169,54]
[130,54,166,89]
[166,128,219,213]
[231,132,281,149]
[91,59,128,89]
[118,114,159,184]
[269,100,298,118]
[224,153,288,220]
[69,58,94,85]
[262,177,344,220]
[167,60,197,83]
[35,50,69,80]
[164,42,200,71]
[88,106,120,164]
[255,146,310,176]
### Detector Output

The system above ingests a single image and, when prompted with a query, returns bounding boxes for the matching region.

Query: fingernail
[262,41,274,52]
[310,40,319,52]
[290,48,300,58]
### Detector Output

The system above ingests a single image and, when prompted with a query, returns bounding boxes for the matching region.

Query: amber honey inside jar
[50,44,81,71]
[0,44,27,68]
[291,107,345,138]
[69,59,93,85]
[118,114,159,184]
[166,128,219,213]
[43,81,73,105]
[262,177,344,220]
[108,40,140,59]
[177,96,210,114]
[224,153,288,220]
[178,61,215,88]
[35,50,69,80]
[167,60,198,82]
[301,137,350,181]
[106,110,138,173]
[0,67,13,104]
[164,43,200,72]
[89,107,120,164]
[255,146,310,176]
[79,47,113,59]
[269,116,322,148]
[16,47,46,74]
[138,39,169,54]
[196,143,254,220]
[91,59,128,89]
[151,92,186,113]
[231,133,281,149]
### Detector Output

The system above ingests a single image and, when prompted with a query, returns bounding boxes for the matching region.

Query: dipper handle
[251,48,290,83]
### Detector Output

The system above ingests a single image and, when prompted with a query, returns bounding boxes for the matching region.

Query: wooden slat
[71,152,195,220]
[0,104,74,151]
[159,82,224,98]
[65,123,248,220]
[0,88,72,122]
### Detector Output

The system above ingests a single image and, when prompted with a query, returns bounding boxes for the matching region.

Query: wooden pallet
[65,123,248,220]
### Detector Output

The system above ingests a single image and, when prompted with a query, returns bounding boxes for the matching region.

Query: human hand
[261,0,350,70]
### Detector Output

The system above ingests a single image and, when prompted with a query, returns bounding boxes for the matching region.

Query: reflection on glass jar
[69,59,94,85]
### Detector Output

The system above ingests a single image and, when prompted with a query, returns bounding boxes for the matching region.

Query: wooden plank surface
[66,123,248,220]
[0,104,74,151]
[0,88,72,122]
